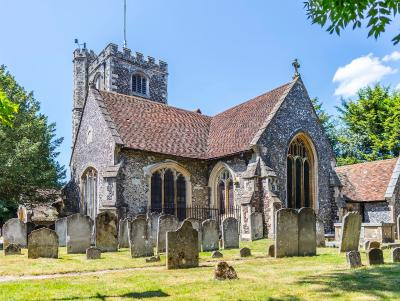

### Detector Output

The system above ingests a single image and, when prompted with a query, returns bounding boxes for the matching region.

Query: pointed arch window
[81,168,98,220]
[216,169,235,214]
[287,135,315,209]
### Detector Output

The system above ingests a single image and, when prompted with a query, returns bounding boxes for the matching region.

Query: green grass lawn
[0,239,399,301]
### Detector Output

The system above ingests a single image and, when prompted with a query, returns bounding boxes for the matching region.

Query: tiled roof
[97,80,294,159]
[335,158,398,202]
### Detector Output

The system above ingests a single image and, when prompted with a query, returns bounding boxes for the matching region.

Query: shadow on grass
[43,289,169,300]
[266,296,301,301]
[297,264,400,299]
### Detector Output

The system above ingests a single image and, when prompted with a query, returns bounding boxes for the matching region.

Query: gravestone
[316,217,325,247]
[118,218,131,248]
[185,218,202,251]
[146,255,160,263]
[250,212,263,241]
[211,250,223,258]
[346,250,362,268]
[214,261,238,280]
[55,217,67,247]
[392,247,400,263]
[96,211,118,252]
[268,244,275,257]
[129,217,153,257]
[86,247,101,260]
[166,220,199,269]
[275,208,298,258]
[222,217,239,249]
[240,247,251,257]
[4,243,21,256]
[339,212,362,253]
[298,208,316,256]
[66,213,93,254]
[3,218,27,248]
[156,214,179,253]
[201,219,219,252]
[368,241,381,249]
[148,212,160,248]
[367,248,384,265]
[28,228,58,259]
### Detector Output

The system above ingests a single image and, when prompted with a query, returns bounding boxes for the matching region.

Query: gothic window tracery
[132,73,147,95]
[216,169,235,214]
[81,168,98,220]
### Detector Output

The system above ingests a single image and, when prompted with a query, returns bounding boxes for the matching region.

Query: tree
[0,66,65,222]
[304,0,400,45]
[0,85,18,127]
[311,97,338,149]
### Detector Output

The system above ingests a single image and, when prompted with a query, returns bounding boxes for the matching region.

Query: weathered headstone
[214,261,238,280]
[3,218,27,248]
[240,247,251,257]
[118,218,131,248]
[211,250,223,258]
[28,228,58,259]
[346,250,362,268]
[392,247,400,263]
[129,217,153,257]
[185,218,202,251]
[156,214,179,253]
[55,217,67,247]
[316,217,325,247]
[298,208,316,256]
[222,217,239,249]
[201,219,219,252]
[367,248,384,265]
[339,212,362,253]
[250,212,263,241]
[368,241,381,249]
[166,220,199,269]
[4,243,21,256]
[275,208,298,258]
[95,211,118,252]
[148,212,160,248]
[86,247,101,260]
[268,244,275,257]
[66,213,93,254]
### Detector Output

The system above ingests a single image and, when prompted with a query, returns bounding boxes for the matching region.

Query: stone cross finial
[292,58,300,79]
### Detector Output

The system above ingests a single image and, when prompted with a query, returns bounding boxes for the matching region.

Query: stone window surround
[208,162,238,209]
[130,71,150,98]
[144,160,192,210]
[80,166,99,220]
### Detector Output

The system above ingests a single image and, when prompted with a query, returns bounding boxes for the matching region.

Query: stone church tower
[72,43,168,142]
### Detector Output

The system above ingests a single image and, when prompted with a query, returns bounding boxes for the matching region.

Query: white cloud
[395,82,400,90]
[382,51,400,62]
[333,53,396,97]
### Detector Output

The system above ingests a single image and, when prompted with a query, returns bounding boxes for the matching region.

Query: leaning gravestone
[66,213,93,254]
[339,212,362,253]
[148,212,160,248]
[28,228,58,259]
[166,220,199,269]
[118,218,131,248]
[298,208,316,256]
[185,218,202,251]
[346,250,362,268]
[367,248,384,265]
[4,243,21,256]
[3,218,27,248]
[222,217,239,249]
[96,211,118,252]
[55,217,67,247]
[275,208,298,258]
[392,247,400,263]
[316,217,325,247]
[250,212,263,241]
[202,219,219,252]
[156,214,179,253]
[129,217,153,257]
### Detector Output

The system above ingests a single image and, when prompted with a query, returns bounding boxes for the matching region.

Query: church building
[67,43,400,238]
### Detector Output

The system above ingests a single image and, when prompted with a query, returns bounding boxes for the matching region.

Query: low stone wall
[335,222,395,243]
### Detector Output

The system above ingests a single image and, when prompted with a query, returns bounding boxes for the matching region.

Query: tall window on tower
[287,134,315,209]
[132,73,147,96]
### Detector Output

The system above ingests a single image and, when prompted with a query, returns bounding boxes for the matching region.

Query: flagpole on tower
[123,0,127,48]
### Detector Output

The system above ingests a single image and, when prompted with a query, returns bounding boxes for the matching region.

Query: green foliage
[0,66,65,215]
[304,0,400,45]
[0,86,18,127]
[311,97,338,148]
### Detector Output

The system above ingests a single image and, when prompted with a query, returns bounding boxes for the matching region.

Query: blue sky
[1,0,400,178]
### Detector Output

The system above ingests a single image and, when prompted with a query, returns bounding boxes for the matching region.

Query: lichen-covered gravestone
[268,244,275,257]
[185,218,202,251]
[392,247,400,263]
[55,217,67,247]
[86,247,101,260]
[129,217,153,257]
[222,217,239,249]
[250,212,263,241]
[3,218,27,248]
[148,212,160,248]
[201,219,219,252]
[240,247,251,257]
[166,220,199,269]
[4,243,21,256]
[214,261,238,280]
[96,211,118,252]
[339,212,362,253]
[367,248,384,265]
[28,228,58,259]
[275,208,298,258]
[66,213,93,254]
[316,217,325,247]
[298,208,316,256]
[156,214,179,254]
[346,250,362,268]
[118,218,131,248]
